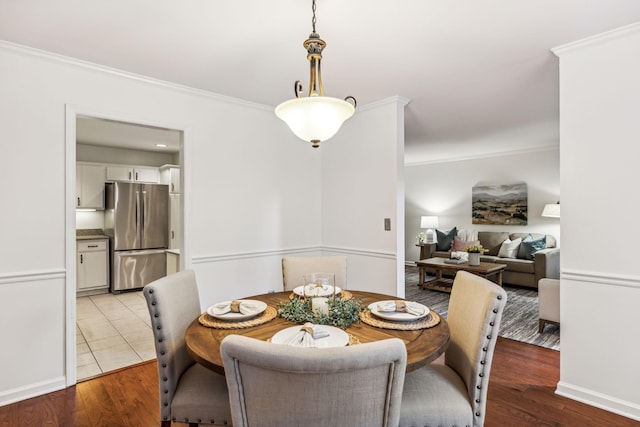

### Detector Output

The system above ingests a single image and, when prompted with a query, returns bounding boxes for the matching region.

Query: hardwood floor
[1,338,638,426]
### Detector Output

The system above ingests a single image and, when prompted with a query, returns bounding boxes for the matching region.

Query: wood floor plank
[1,337,639,426]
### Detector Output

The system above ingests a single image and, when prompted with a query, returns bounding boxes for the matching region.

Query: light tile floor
[76,291,156,381]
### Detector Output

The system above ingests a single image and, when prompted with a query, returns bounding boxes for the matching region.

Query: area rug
[404,265,560,351]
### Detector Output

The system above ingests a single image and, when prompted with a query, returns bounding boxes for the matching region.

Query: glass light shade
[541,203,560,218]
[275,96,355,143]
[420,216,439,229]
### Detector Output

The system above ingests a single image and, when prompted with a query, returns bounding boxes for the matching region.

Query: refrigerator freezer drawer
[112,249,167,292]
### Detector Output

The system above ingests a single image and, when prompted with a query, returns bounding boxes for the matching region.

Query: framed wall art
[472,183,528,225]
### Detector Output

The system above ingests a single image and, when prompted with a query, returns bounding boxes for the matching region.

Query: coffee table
[415,257,507,292]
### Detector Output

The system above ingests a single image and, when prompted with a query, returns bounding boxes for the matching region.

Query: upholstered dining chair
[281,255,347,291]
[143,270,232,427]
[399,271,507,427]
[220,334,407,427]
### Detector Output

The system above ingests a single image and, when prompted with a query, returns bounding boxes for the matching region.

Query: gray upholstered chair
[538,278,560,332]
[220,334,406,427]
[399,271,508,427]
[143,270,232,427]
[281,255,347,291]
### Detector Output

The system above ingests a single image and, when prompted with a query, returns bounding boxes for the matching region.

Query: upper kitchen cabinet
[76,163,105,209]
[106,165,159,183]
[160,164,180,193]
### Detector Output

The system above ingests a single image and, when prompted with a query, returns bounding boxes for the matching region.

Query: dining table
[184,290,450,375]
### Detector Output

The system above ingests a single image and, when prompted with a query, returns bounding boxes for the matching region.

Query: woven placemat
[359,309,441,331]
[289,290,353,301]
[198,306,278,329]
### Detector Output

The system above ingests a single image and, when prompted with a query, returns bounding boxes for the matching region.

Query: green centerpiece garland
[277,296,366,329]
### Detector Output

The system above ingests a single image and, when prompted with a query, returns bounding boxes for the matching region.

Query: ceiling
[2,0,640,163]
[76,117,182,153]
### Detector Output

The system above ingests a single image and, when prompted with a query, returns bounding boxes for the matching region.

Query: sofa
[419,230,560,289]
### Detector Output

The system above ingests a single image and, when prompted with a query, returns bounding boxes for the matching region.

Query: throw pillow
[498,237,522,258]
[436,227,457,251]
[517,234,547,260]
[451,236,480,252]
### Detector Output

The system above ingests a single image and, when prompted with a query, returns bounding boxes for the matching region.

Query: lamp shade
[275,96,355,144]
[420,216,439,229]
[541,203,560,218]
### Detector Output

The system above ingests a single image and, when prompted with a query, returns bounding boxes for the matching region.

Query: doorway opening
[66,107,185,384]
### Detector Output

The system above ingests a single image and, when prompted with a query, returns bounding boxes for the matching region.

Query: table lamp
[541,202,560,218]
[420,216,439,243]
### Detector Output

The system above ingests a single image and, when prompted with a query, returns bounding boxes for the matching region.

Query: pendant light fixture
[275,0,356,148]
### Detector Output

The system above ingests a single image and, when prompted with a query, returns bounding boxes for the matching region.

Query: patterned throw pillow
[436,227,457,251]
[517,234,546,260]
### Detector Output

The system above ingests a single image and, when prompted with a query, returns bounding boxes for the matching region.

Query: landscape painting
[472,183,528,225]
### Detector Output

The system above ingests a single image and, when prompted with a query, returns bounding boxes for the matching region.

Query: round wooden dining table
[185,290,450,375]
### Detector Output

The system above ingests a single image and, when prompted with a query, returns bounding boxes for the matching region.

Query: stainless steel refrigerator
[105,182,169,292]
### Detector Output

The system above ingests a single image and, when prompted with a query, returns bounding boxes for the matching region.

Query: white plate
[293,285,342,297]
[206,300,267,321]
[271,325,349,348]
[368,301,430,322]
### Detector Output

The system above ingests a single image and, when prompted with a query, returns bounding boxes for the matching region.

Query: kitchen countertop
[77,235,109,240]
[76,229,109,240]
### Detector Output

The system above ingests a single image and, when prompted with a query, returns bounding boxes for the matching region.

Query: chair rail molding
[0,268,66,286]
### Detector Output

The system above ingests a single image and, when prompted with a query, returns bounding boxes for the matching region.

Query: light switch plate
[384,218,391,231]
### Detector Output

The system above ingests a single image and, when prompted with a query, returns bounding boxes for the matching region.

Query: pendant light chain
[311,0,317,34]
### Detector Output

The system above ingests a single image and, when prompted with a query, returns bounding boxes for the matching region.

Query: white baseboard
[0,376,66,407]
[556,381,640,422]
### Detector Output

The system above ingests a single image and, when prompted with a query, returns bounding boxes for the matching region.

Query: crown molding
[405,144,559,167]
[552,21,640,57]
[0,40,273,112]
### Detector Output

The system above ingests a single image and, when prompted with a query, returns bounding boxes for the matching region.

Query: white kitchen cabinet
[106,166,159,183]
[160,164,181,193]
[76,163,106,209]
[166,250,180,276]
[77,239,109,295]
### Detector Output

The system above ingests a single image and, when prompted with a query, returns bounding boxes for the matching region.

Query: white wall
[553,23,640,421]
[322,97,408,296]
[0,41,404,405]
[404,148,561,263]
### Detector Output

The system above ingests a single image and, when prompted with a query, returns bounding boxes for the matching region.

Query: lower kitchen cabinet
[166,250,180,276]
[77,239,109,296]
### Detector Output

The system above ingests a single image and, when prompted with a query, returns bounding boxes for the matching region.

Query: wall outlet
[384,218,391,231]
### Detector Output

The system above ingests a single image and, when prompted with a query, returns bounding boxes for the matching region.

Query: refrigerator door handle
[135,190,142,244]
[141,190,148,242]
